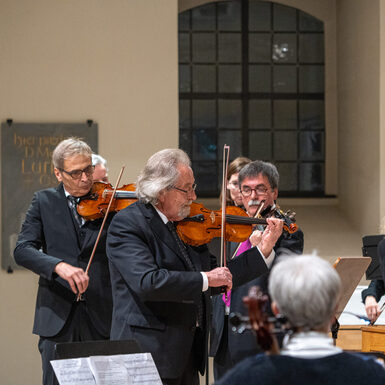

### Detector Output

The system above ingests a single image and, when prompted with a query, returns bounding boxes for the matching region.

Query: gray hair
[92,153,107,167]
[52,137,92,169]
[238,160,279,189]
[268,255,341,330]
[136,149,191,204]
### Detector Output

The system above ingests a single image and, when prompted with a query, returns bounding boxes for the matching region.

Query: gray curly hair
[136,149,191,205]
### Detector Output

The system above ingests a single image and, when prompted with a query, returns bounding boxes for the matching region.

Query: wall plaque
[1,121,98,271]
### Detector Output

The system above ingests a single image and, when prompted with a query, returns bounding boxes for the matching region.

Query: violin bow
[220,145,230,269]
[76,165,125,301]
[230,200,265,260]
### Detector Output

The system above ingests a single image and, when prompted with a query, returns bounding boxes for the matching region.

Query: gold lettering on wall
[14,133,64,186]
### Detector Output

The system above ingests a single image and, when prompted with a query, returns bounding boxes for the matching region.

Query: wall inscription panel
[1,122,98,271]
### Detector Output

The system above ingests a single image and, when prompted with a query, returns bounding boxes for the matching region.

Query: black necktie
[166,221,204,327]
[67,195,83,228]
[166,221,195,271]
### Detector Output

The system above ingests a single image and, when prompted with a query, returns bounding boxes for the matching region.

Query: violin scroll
[271,207,298,235]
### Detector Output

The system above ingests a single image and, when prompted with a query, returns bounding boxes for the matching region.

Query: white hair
[92,153,107,167]
[268,255,341,330]
[136,149,191,205]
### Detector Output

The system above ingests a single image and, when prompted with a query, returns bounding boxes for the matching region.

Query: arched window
[179,0,324,197]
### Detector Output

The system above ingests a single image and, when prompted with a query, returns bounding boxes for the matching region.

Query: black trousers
[38,301,107,385]
[162,327,204,385]
[213,316,235,381]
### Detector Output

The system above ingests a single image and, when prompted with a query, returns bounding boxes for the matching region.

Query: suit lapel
[188,246,202,271]
[53,184,81,252]
[139,203,196,270]
[79,221,97,253]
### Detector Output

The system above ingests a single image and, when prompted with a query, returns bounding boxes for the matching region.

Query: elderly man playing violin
[210,160,304,380]
[106,148,283,385]
[14,138,114,385]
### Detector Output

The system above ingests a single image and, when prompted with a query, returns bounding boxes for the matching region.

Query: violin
[229,285,290,354]
[176,202,298,247]
[265,206,298,231]
[77,183,298,246]
[77,181,136,220]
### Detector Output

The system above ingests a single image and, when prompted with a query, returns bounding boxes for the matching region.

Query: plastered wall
[0,0,383,384]
[0,1,178,384]
[337,0,381,234]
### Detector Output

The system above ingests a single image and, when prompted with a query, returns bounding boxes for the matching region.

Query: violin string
[225,214,267,225]
[106,190,137,199]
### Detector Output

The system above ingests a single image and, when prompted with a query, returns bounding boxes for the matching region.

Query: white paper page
[51,357,96,385]
[116,353,162,385]
[340,285,385,325]
[88,355,132,385]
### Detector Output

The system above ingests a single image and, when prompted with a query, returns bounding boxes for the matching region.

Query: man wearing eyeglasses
[14,138,113,385]
[210,160,304,380]
[106,149,283,385]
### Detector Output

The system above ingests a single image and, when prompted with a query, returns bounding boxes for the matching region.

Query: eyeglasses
[58,165,94,180]
[240,185,269,197]
[172,183,197,195]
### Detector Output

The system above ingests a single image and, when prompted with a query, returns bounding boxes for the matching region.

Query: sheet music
[88,356,131,385]
[51,357,96,385]
[114,353,162,384]
[51,353,161,385]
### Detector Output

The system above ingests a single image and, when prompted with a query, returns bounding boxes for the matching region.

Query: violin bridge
[210,211,215,224]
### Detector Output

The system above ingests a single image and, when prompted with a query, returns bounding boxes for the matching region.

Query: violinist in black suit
[106,149,283,385]
[14,138,113,385]
[210,160,304,380]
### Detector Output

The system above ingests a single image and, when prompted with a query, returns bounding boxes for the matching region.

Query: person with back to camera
[214,254,385,385]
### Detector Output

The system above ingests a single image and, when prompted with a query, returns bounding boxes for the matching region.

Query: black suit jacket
[14,183,113,338]
[210,225,304,364]
[106,201,269,380]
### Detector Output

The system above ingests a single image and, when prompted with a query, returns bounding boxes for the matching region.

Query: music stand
[362,234,385,280]
[333,257,372,320]
[55,339,142,359]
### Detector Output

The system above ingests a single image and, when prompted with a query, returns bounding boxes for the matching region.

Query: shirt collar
[153,205,169,224]
[281,331,342,359]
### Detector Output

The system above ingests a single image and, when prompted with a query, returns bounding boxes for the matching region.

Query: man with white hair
[92,153,108,182]
[107,148,283,385]
[214,255,385,385]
